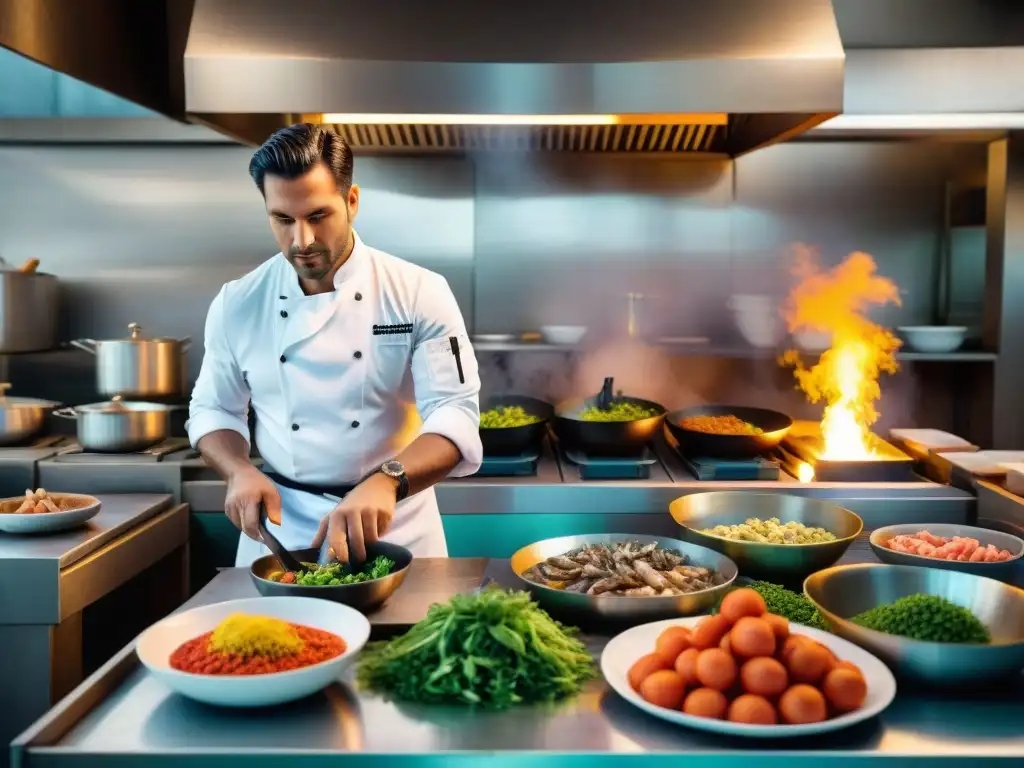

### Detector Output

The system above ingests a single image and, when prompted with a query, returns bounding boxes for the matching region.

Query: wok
[250,541,412,612]
[479,394,553,456]
[666,404,792,459]
[553,379,666,457]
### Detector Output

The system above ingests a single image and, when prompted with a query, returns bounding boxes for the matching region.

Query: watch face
[381,460,404,477]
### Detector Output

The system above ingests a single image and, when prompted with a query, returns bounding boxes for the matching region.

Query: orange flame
[780,246,902,461]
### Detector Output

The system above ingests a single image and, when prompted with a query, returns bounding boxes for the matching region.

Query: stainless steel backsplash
[0,139,986,435]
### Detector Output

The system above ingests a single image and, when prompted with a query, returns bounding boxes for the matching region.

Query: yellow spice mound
[208,613,305,658]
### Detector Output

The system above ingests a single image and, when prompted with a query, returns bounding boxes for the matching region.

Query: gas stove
[49,437,193,464]
[777,422,918,482]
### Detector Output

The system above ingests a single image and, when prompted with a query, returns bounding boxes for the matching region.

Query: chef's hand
[224,465,282,541]
[312,473,396,564]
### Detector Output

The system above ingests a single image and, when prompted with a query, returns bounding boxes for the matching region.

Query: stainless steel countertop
[13,558,1023,766]
[0,494,179,624]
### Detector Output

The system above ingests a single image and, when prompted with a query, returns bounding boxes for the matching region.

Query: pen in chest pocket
[448,336,465,384]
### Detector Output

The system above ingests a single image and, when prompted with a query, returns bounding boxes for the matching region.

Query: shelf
[471,338,999,362]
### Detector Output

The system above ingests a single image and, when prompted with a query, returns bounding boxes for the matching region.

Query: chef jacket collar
[281,230,369,296]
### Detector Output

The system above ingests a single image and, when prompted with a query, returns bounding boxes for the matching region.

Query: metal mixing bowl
[669,491,863,584]
[250,541,412,612]
[805,563,1024,686]
[870,523,1024,583]
[510,533,737,626]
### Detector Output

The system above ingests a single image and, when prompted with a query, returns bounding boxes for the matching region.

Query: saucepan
[53,395,176,453]
[479,394,553,456]
[0,382,60,446]
[552,377,667,457]
[72,322,191,399]
[665,404,793,459]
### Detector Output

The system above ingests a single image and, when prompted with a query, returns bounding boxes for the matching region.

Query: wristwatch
[377,459,409,501]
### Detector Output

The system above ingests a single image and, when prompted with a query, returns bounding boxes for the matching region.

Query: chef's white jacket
[186,232,482,564]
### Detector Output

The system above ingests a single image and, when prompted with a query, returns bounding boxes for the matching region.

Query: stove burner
[475,450,541,478]
[53,437,191,463]
[562,447,655,480]
[680,454,781,481]
[779,426,916,482]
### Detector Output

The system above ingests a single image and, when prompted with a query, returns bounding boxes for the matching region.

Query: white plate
[602,616,896,738]
[0,493,101,534]
[137,596,370,707]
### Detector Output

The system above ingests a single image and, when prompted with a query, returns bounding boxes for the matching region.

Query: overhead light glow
[814,113,1024,131]
[318,113,728,126]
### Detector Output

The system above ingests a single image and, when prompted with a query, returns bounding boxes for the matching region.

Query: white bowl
[0,493,101,534]
[603,616,896,738]
[137,596,370,707]
[793,330,832,351]
[898,326,967,354]
[728,295,783,349]
[540,325,587,345]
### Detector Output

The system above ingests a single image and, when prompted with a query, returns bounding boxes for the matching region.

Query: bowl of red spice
[137,596,370,707]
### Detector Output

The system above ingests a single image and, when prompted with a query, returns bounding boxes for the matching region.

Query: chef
[187,123,482,566]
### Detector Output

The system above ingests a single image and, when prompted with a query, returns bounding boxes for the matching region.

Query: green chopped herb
[480,405,542,429]
[851,594,990,644]
[357,586,596,709]
[278,555,396,586]
[578,402,658,422]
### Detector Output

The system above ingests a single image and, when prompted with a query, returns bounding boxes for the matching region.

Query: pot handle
[52,407,78,419]
[179,336,193,353]
[70,339,98,354]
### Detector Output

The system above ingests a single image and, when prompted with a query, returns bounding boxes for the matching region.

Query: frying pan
[553,378,667,457]
[479,395,553,456]
[665,404,793,459]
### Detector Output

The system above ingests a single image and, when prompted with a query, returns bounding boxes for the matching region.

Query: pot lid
[0,382,60,409]
[99,322,182,344]
[77,395,173,413]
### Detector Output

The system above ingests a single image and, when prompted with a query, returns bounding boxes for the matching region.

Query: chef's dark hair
[248,123,353,194]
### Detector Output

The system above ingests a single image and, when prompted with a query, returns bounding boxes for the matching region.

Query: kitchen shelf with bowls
[470,336,998,361]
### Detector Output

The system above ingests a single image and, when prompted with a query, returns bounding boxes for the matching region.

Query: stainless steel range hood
[0,0,845,155]
[182,0,844,155]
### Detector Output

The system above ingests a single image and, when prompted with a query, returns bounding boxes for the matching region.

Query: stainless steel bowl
[805,563,1024,686]
[250,541,412,612]
[669,491,863,584]
[870,523,1024,583]
[510,533,737,626]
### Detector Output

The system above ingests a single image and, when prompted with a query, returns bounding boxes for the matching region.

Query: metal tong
[257,501,304,573]
[597,376,615,410]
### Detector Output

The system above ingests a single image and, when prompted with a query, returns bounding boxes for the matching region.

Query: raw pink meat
[882,530,1015,562]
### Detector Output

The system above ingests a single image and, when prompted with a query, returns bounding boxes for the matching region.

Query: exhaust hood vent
[0,0,845,155]
[183,0,845,155]
[322,120,726,154]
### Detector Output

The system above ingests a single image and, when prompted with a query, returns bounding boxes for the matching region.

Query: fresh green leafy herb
[280,555,396,586]
[719,581,829,631]
[356,587,596,709]
[851,594,990,644]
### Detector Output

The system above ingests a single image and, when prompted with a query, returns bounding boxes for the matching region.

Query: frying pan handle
[598,377,614,409]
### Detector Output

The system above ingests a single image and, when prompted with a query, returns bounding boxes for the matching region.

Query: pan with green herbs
[250,540,412,612]
[553,377,667,457]
[804,563,1024,686]
[479,395,553,456]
